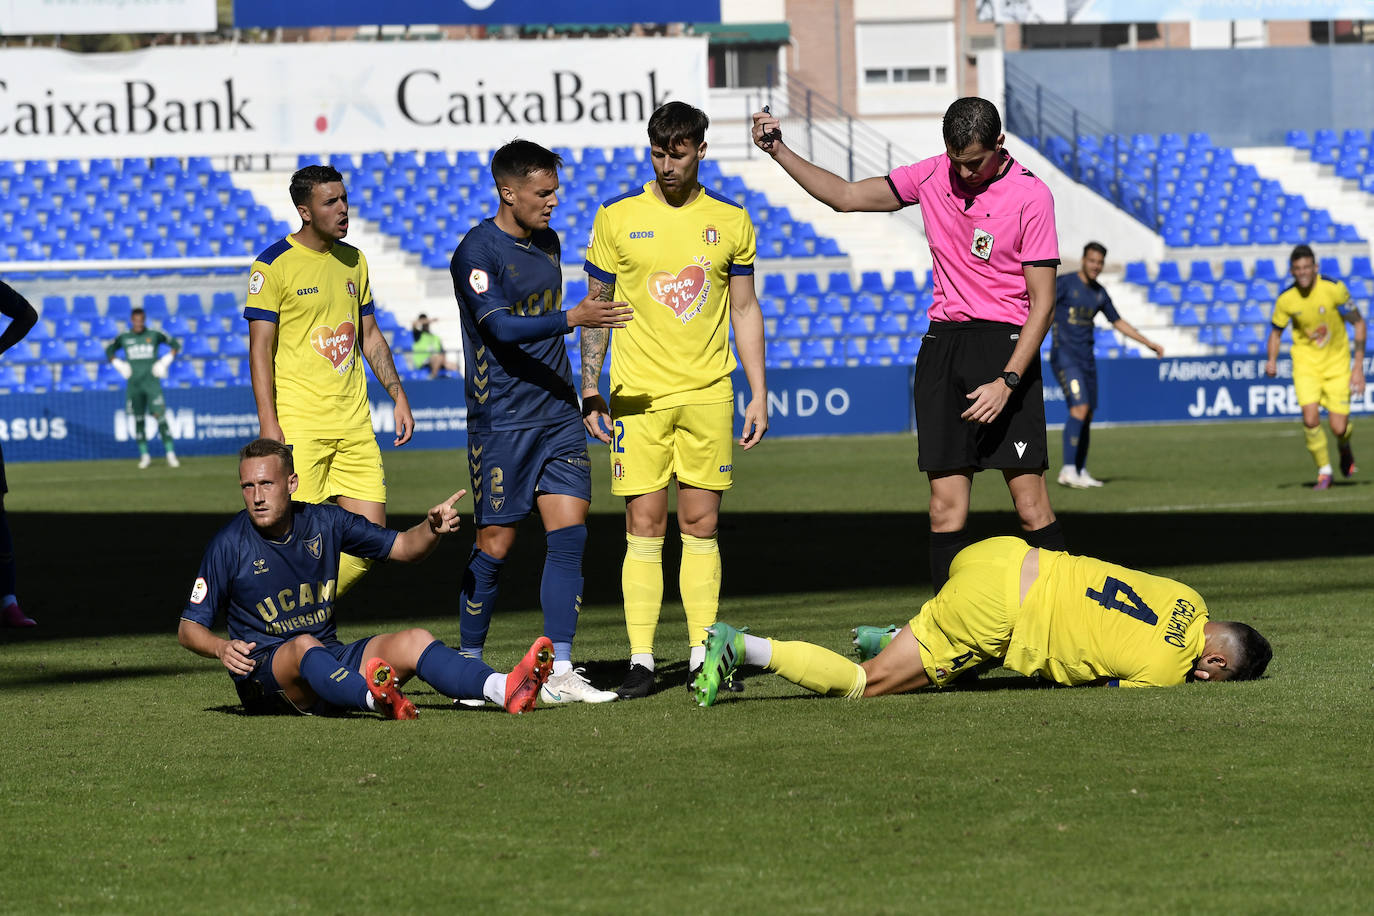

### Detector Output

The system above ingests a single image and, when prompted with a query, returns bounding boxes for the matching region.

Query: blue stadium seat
[850,293,880,315]
[1148,284,1180,306]
[1204,304,1232,325]
[792,273,821,297]
[841,314,870,336]
[55,318,85,341]
[74,338,106,361]
[842,338,866,361]
[1286,129,1311,150]
[816,293,847,317]
[94,362,126,390]
[776,316,808,339]
[827,271,855,296]
[203,359,237,386]
[1172,305,1202,326]
[891,270,920,294]
[1188,260,1216,283]
[164,314,196,339]
[1215,281,1243,303]
[40,295,69,321]
[759,296,785,319]
[212,291,240,317]
[909,311,931,335]
[896,335,922,363]
[1123,261,1150,285]
[90,315,119,340]
[875,312,908,335]
[866,336,898,362]
[1320,255,1343,278]
[766,339,796,366]
[783,295,813,317]
[184,335,217,358]
[56,363,89,391]
[858,271,886,295]
[797,338,832,364]
[220,335,249,358]
[70,295,100,321]
[762,274,788,298]
[141,294,170,321]
[881,291,913,313]
[1155,262,1183,284]
[39,339,70,362]
[1237,302,1268,324]
[811,316,841,338]
[23,364,51,389]
[1252,259,1281,282]
[1182,282,1211,304]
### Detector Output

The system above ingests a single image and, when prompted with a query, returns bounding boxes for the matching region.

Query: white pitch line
[1122,494,1367,513]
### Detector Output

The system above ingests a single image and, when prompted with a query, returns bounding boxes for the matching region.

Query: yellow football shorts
[908,536,1032,687]
[1293,361,1352,415]
[608,398,734,496]
[284,427,387,504]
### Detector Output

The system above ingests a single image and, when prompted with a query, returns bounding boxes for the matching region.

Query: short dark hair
[1083,241,1107,258]
[490,139,562,185]
[647,101,709,150]
[1222,622,1273,682]
[289,164,344,207]
[942,97,1002,151]
[1290,244,1316,264]
[130,307,145,317]
[238,437,294,475]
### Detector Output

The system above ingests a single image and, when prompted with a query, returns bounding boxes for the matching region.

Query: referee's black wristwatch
[999,370,1021,390]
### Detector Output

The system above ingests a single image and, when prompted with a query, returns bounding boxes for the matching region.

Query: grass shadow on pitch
[9,508,1374,641]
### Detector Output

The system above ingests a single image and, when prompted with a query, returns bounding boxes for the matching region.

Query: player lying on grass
[177,438,553,718]
[692,536,1272,706]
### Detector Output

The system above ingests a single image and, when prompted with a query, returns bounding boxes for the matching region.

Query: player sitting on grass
[177,438,553,718]
[692,536,1272,706]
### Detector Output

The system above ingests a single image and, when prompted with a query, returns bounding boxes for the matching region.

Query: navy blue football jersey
[181,502,396,649]
[1052,273,1120,363]
[450,219,578,431]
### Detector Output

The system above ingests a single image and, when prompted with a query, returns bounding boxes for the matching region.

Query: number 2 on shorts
[612,419,625,453]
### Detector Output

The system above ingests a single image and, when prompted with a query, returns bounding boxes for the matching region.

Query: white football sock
[552,659,573,676]
[689,645,706,668]
[630,652,654,671]
[483,672,506,705]
[742,633,773,667]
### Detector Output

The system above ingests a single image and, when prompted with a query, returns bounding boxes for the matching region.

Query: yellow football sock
[679,534,721,649]
[1304,424,1330,470]
[767,638,867,699]
[337,553,373,596]
[623,534,664,656]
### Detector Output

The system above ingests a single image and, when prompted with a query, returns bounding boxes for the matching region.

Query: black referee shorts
[913,320,1048,473]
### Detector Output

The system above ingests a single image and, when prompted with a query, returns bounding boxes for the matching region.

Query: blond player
[1265,244,1366,490]
[693,536,1272,706]
[246,164,414,595]
[581,101,768,699]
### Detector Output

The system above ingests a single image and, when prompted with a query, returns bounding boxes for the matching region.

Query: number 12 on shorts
[1085,577,1157,625]
[612,420,626,453]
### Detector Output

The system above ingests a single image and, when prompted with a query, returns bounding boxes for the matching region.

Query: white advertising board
[0,0,217,35]
[0,37,708,158]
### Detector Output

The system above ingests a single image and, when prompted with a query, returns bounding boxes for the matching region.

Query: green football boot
[693,622,749,708]
[851,625,899,662]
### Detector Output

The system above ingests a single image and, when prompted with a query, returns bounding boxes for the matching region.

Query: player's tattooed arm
[580,276,616,442]
[360,313,415,446]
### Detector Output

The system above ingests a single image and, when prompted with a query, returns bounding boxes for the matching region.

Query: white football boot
[1056,466,1084,488]
[540,667,619,704]
[1076,468,1105,487]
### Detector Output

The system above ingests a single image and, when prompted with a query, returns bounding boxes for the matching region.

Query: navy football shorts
[467,416,592,527]
[232,635,374,716]
[1050,355,1098,411]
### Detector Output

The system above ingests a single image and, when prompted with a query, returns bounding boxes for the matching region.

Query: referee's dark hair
[490,139,563,185]
[648,101,710,150]
[289,165,344,207]
[239,437,295,475]
[1083,241,1107,258]
[1290,243,1316,264]
[942,97,1002,151]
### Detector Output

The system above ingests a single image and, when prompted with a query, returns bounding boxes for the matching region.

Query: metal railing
[744,69,926,234]
[1004,60,1163,231]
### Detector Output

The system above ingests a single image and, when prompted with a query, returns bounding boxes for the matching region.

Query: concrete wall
[1007,46,1374,146]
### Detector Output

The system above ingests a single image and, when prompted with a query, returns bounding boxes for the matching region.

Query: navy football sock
[540,525,586,650]
[929,528,974,594]
[299,646,372,710]
[416,640,496,700]
[1063,415,1083,471]
[459,548,504,658]
[1077,422,1092,472]
[1024,520,1066,552]
[0,508,15,597]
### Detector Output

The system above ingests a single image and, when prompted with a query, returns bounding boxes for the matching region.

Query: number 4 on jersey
[1085,576,1157,625]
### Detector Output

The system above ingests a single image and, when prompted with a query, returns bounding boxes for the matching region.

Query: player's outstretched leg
[692,622,747,708]
[1337,421,1356,478]
[364,656,418,720]
[852,625,899,662]
[504,636,555,714]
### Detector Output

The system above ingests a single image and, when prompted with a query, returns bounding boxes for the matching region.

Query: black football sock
[929,528,974,594]
[1023,520,1066,552]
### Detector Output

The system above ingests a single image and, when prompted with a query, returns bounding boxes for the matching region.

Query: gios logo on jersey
[971,228,994,261]
[189,577,208,604]
[248,270,265,295]
[469,268,489,294]
[647,256,711,324]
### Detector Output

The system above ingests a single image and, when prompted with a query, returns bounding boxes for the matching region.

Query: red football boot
[364,657,418,720]
[504,636,554,714]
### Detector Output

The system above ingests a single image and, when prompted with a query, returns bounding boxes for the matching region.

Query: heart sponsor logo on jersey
[647,262,709,323]
[248,270,265,295]
[971,228,994,261]
[190,577,208,604]
[310,320,357,373]
[1309,323,1330,347]
[469,268,489,294]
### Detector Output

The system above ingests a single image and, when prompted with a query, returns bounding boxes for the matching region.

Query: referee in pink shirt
[752,97,1064,590]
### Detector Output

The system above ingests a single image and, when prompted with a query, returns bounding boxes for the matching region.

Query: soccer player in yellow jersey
[1265,244,1366,490]
[246,165,414,596]
[692,536,1272,706]
[581,101,769,699]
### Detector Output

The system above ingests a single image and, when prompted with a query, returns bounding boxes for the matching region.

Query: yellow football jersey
[584,182,756,410]
[1271,277,1355,374]
[1005,550,1209,688]
[245,236,375,435]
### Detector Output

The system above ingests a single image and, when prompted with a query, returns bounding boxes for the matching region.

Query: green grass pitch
[2,423,1372,913]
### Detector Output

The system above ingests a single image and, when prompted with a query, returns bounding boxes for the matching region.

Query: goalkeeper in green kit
[107,306,181,468]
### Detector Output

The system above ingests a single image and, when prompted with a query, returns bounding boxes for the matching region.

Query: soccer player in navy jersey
[1050,242,1163,488]
[177,438,554,717]
[450,140,633,704]
[0,280,38,628]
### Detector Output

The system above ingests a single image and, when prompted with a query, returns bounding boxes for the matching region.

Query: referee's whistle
[759,105,781,150]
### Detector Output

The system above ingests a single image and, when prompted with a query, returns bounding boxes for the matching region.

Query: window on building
[708,43,781,88]
[856,21,953,89]
[1311,20,1374,43]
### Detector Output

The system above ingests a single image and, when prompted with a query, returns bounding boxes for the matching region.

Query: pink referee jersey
[887,153,1059,325]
